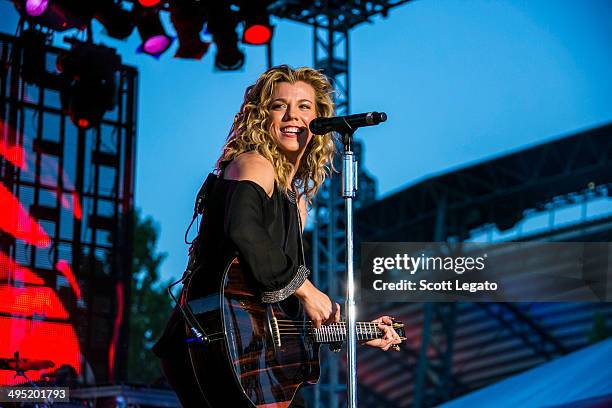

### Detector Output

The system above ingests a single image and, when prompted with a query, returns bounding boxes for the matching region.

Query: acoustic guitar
[183,257,406,407]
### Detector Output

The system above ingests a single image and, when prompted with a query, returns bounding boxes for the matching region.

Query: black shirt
[152,173,305,358]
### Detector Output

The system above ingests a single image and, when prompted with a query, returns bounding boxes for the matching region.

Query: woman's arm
[224,152,337,327]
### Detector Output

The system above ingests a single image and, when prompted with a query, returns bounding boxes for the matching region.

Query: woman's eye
[300,104,311,110]
[272,103,286,110]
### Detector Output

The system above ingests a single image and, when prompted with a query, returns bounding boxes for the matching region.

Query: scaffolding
[0,32,137,384]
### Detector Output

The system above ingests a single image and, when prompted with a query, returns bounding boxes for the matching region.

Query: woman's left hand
[364,316,403,351]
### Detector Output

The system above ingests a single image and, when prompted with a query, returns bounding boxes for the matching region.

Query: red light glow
[71,191,83,220]
[108,281,124,379]
[0,121,27,170]
[0,118,84,388]
[0,316,81,385]
[138,0,160,7]
[0,285,69,319]
[243,24,272,45]
[0,183,51,247]
[55,260,81,300]
[76,118,89,128]
[0,252,44,285]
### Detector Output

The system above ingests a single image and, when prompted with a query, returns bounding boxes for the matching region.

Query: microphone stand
[341,129,358,408]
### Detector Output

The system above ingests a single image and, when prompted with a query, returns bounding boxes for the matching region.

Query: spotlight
[57,40,120,129]
[170,1,210,59]
[214,41,244,70]
[243,24,272,45]
[135,6,172,56]
[240,0,273,45]
[25,0,48,16]
[94,0,135,40]
[205,2,244,70]
[138,0,161,7]
[13,0,94,32]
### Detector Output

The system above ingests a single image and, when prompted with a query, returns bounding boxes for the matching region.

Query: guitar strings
[271,320,395,338]
[274,322,385,338]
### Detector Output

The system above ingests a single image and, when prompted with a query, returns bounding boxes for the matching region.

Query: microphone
[309,112,387,135]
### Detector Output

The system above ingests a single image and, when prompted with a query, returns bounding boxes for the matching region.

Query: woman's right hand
[295,280,340,329]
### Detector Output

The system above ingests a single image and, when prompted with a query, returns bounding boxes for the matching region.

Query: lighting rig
[12,0,275,68]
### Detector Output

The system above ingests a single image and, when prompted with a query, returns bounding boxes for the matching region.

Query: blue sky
[1,0,611,282]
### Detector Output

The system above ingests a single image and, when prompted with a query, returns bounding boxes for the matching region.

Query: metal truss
[0,32,136,383]
[269,0,413,30]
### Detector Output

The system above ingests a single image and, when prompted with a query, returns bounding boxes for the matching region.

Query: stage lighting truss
[56,39,121,129]
[11,0,303,69]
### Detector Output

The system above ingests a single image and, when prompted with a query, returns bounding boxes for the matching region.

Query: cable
[166,265,209,345]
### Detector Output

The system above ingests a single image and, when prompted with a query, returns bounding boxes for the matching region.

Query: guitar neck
[313,322,384,344]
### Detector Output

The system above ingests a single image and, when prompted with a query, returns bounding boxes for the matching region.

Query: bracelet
[261,265,310,303]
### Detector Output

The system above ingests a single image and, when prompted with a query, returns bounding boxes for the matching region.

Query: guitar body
[184,257,320,407]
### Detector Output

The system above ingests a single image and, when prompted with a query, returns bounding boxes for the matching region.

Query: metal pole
[342,132,357,408]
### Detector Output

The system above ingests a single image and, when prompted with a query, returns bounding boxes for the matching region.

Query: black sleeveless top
[152,173,307,359]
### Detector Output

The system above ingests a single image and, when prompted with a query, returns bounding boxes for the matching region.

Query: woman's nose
[283,105,299,121]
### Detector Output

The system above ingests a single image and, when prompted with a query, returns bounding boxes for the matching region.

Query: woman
[153,65,401,407]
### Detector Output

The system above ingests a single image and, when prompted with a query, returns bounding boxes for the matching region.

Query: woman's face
[268,81,317,163]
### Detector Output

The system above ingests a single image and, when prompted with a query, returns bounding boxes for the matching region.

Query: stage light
[94,0,135,40]
[20,28,49,86]
[240,0,273,45]
[171,1,210,59]
[214,40,245,70]
[13,0,94,32]
[243,24,272,45]
[57,40,120,129]
[135,6,172,56]
[205,2,244,70]
[138,0,161,7]
[25,0,48,16]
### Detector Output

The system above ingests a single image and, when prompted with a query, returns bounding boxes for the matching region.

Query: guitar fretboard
[314,322,384,343]
[274,320,384,344]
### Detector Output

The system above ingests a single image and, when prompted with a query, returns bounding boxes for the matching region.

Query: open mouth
[280,126,305,137]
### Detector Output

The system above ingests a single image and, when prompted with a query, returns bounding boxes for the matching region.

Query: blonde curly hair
[216,65,336,204]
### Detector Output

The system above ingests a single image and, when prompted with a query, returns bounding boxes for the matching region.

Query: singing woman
[153,65,401,407]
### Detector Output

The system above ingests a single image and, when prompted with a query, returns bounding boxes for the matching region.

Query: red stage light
[139,0,161,7]
[0,252,44,285]
[71,191,83,220]
[0,316,80,385]
[108,282,124,379]
[243,24,272,45]
[55,260,82,300]
[0,183,51,248]
[77,118,89,128]
[0,121,27,170]
[0,285,69,319]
